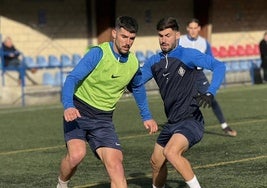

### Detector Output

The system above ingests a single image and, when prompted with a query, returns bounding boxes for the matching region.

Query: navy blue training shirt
[141,45,226,123]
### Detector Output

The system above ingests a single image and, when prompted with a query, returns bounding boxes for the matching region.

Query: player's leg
[164,118,204,188]
[211,98,226,124]
[211,98,237,136]
[197,71,237,136]
[164,133,193,180]
[88,119,126,188]
[150,143,167,188]
[97,147,127,188]
[57,115,88,188]
[164,133,201,188]
[58,139,87,188]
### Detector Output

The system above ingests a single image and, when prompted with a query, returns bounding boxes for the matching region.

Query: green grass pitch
[0,84,267,187]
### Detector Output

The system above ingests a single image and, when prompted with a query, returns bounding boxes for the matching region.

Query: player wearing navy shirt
[179,18,237,137]
[142,17,225,188]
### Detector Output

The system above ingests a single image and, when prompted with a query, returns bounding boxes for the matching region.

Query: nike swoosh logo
[111,75,120,78]
[203,81,208,85]
[163,73,170,77]
[115,142,121,146]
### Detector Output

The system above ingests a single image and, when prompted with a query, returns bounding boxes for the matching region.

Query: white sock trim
[221,122,228,129]
[57,177,69,188]
[186,175,201,188]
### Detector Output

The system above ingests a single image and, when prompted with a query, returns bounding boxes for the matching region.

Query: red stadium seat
[218,46,229,58]
[211,46,219,57]
[228,45,237,57]
[253,44,260,55]
[236,45,246,56]
[245,44,254,56]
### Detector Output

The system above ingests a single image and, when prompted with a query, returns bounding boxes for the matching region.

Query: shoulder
[197,36,208,43]
[172,46,204,62]
[179,35,188,43]
[175,45,200,55]
[145,52,162,66]
[180,35,187,39]
[86,45,103,56]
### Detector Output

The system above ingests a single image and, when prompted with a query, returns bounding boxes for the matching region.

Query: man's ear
[111,29,116,39]
[176,31,180,40]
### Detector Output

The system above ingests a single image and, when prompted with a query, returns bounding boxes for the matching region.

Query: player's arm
[62,47,102,121]
[180,48,225,108]
[181,48,226,96]
[205,41,214,57]
[130,68,158,134]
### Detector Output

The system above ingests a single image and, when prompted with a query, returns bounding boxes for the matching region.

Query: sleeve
[181,48,226,96]
[205,41,214,57]
[130,67,153,121]
[3,46,21,57]
[62,47,102,109]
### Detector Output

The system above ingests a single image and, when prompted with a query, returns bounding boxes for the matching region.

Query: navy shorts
[157,117,204,148]
[63,97,121,158]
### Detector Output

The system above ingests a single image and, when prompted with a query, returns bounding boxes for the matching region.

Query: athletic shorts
[157,116,204,148]
[63,97,121,158]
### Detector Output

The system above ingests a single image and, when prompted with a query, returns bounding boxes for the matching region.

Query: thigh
[175,119,204,148]
[162,119,204,149]
[81,117,122,158]
[63,117,87,142]
[7,59,21,67]
[165,133,189,154]
[67,139,87,157]
[156,125,173,148]
[96,147,123,165]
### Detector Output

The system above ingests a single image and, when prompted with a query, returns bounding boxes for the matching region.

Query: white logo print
[115,142,121,146]
[178,67,185,77]
[203,81,208,85]
[163,73,170,77]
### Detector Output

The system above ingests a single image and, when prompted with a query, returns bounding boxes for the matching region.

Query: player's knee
[68,150,86,167]
[150,157,161,172]
[163,147,181,162]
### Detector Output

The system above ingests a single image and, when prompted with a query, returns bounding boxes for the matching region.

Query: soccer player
[141,17,226,188]
[56,16,158,188]
[179,18,237,137]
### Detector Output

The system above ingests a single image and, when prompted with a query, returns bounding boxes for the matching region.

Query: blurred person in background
[2,36,37,85]
[259,31,267,82]
[179,18,237,137]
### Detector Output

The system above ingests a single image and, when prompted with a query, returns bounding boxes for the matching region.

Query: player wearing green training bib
[75,42,139,111]
[56,16,158,188]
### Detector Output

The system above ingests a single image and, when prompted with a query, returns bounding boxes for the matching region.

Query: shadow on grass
[204,130,233,137]
[83,172,187,188]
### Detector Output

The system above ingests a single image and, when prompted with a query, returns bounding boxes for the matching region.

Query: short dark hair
[186,18,200,26]
[115,16,138,33]
[156,17,179,31]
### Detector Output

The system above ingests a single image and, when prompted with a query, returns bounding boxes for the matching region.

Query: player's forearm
[132,85,153,121]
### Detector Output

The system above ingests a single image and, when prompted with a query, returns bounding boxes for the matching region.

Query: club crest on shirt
[178,66,185,77]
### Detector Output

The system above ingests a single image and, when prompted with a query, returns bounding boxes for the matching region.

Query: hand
[143,119,158,134]
[194,92,214,108]
[64,107,81,122]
